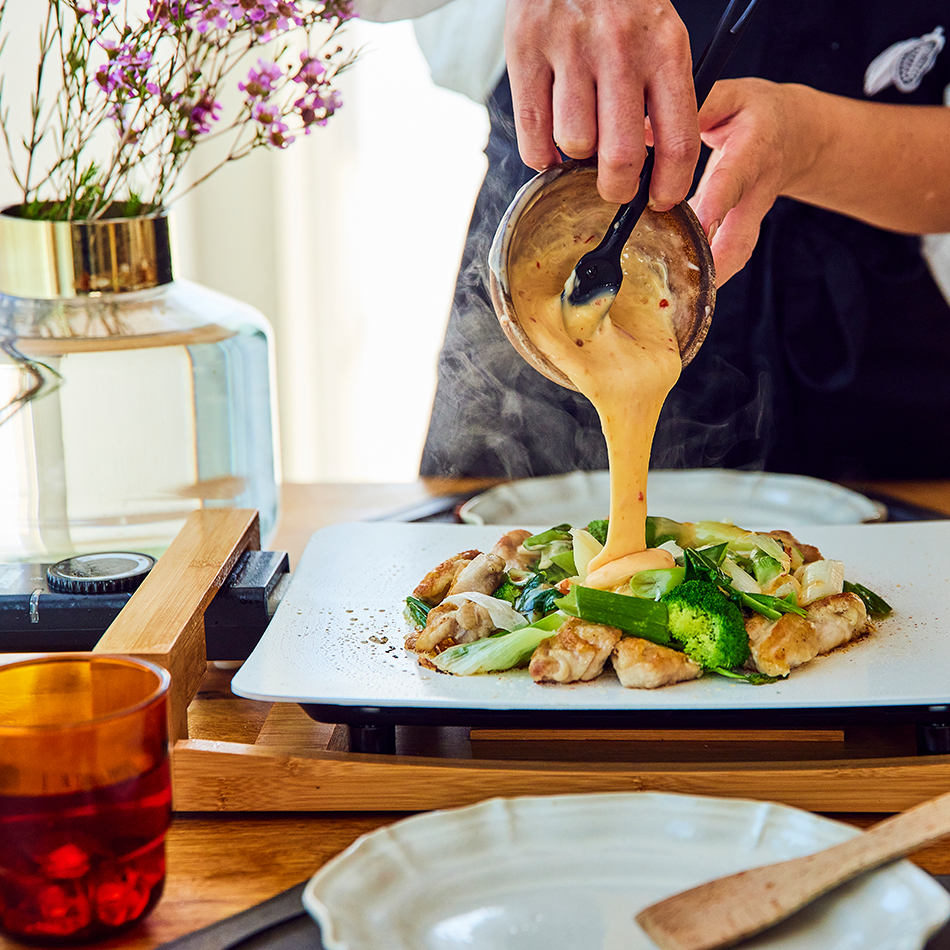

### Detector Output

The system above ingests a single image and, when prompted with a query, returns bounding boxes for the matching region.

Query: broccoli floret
[493,579,520,605]
[661,579,750,671]
[586,518,609,545]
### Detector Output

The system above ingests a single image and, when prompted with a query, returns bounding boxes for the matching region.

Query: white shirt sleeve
[349,0,452,22]
[412,0,507,104]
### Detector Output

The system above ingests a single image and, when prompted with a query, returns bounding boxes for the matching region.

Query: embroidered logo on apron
[864,26,945,95]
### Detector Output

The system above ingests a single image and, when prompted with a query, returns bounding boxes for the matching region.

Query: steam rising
[419,81,771,479]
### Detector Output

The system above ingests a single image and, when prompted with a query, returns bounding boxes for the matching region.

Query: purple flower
[252,102,280,125]
[232,0,305,39]
[75,0,121,27]
[178,91,223,138]
[195,1,241,33]
[293,51,326,88]
[238,59,283,101]
[294,87,342,132]
[95,38,153,96]
[265,119,294,148]
[147,1,198,25]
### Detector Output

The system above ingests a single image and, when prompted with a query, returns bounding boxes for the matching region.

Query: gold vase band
[0,207,175,298]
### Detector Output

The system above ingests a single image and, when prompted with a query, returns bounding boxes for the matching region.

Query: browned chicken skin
[746,591,871,677]
[746,612,820,678]
[491,529,539,573]
[611,638,702,689]
[449,552,507,597]
[412,549,480,606]
[529,617,621,683]
[412,552,506,653]
[807,592,871,653]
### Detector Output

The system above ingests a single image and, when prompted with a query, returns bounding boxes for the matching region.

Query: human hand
[504,0,700,208]
[685,78,817,285]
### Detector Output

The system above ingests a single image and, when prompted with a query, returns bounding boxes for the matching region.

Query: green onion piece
[629,567,685,600]
[433,612,565,675]
[540,563,571,584]
[738,591,807,620]
[523,524,572,549]
[406,595,430,628]
[843,580,893,617]
[556,585,671,645]
[712,667,786,685]
[751,554,784,586]
[550,549,577,576]
[645,516,687,549]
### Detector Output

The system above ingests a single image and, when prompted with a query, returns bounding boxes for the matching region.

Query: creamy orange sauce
[509,201,683,589]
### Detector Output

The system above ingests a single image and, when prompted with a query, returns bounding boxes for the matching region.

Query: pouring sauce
[508,199,687,589]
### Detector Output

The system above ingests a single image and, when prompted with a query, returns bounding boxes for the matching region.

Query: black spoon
[561,0,761,330]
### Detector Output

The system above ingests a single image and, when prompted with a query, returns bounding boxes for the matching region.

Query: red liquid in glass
[0,759,172,944]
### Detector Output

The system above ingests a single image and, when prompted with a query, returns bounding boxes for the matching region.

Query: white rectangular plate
[231,520,950,712]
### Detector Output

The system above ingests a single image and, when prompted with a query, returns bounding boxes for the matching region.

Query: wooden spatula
[635,788,950,950]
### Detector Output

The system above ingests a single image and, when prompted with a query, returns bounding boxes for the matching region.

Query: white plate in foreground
[303,791,950,950]
[459,469,886,528]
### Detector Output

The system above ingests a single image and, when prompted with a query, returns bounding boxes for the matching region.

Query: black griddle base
[299,702,950,755]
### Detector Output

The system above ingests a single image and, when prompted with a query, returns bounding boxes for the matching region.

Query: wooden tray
[98,509,950,815]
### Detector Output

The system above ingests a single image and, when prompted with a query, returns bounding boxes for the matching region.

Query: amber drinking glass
[0,654,172,944]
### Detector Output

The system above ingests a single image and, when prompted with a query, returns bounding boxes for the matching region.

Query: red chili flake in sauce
[638,491,645,501]
[535,260,541,268]
[659,299,669,308]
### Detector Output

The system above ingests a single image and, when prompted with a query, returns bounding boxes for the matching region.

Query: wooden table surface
[3,476,950,950]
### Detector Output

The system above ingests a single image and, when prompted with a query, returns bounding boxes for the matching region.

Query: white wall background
[0,10,490,485]
[175,18,490,483]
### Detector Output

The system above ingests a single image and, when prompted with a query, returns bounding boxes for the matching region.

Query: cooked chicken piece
[410,601,455,652]
[491,529,539,572]
[412,598,497,653]
[448,552,506,597]
[806,592,871,654]
[453,600,498,644]
[766,530,822,570]
[411,552,506,653]
[611,637,702,689]
[412,549,481,606]
[529,617,621,683]
[746,612,819,678]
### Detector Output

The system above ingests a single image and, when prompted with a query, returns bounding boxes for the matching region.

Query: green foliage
[493,579,520,605]
[843,580,893,617]
[712,667,786,686]
[405,595,430,629]
[515,582,562,622]
[586,519,609,545]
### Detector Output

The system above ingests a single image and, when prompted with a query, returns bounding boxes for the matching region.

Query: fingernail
[706,219,721,244]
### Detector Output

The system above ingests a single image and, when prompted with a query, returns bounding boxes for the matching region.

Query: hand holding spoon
[635,788,950,950]
[561,0,761,332]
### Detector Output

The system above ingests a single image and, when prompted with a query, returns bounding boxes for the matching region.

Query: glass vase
[0,207,280,562]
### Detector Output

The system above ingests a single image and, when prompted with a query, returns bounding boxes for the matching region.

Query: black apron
[420,1,950,480]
